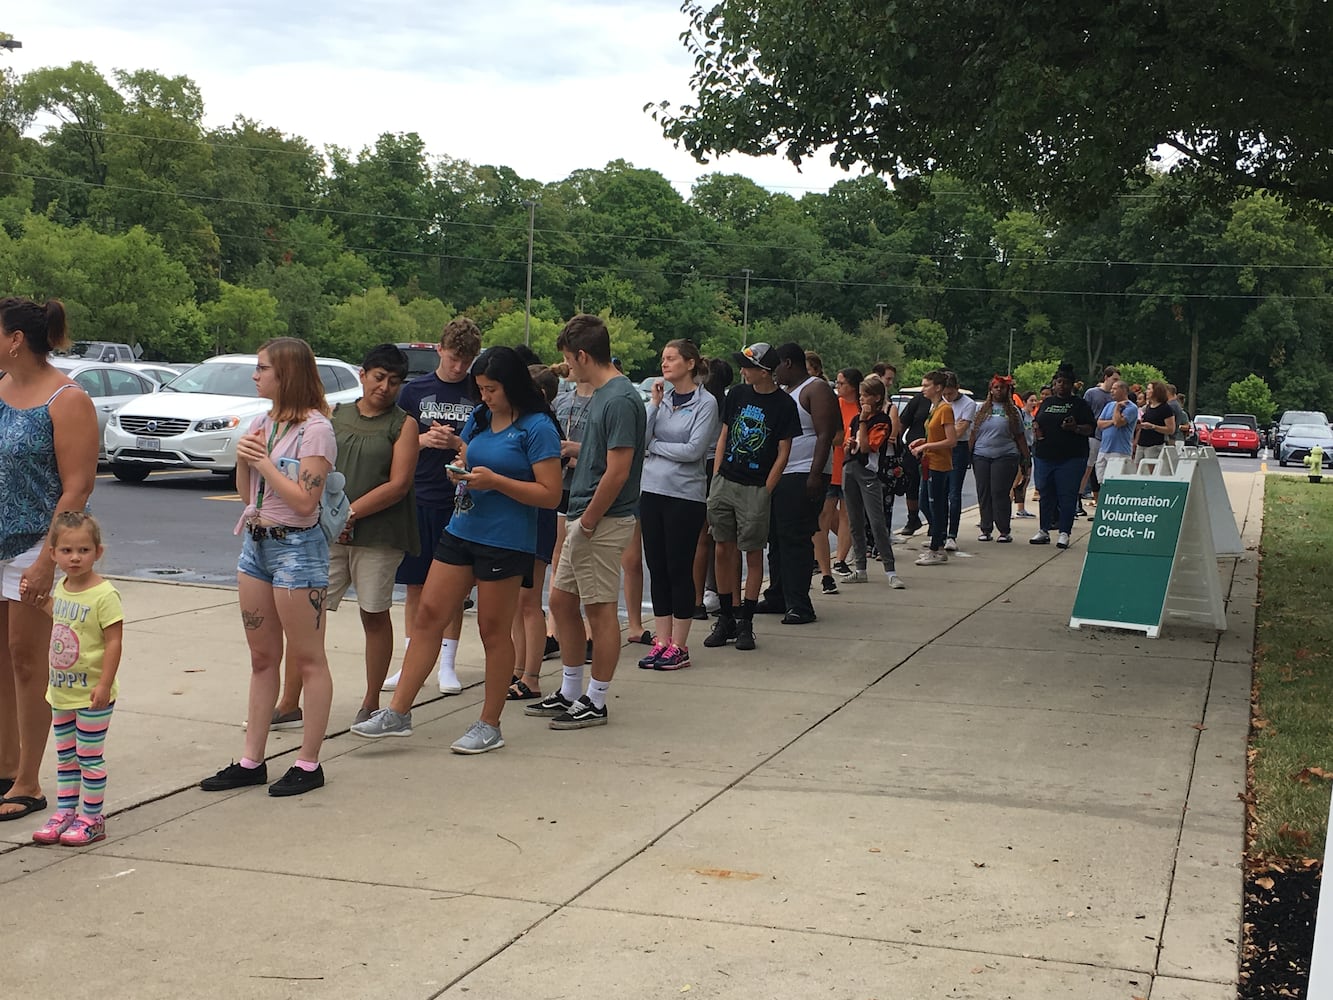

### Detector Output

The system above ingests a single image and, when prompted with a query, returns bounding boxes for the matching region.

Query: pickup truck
[67,341,139,363]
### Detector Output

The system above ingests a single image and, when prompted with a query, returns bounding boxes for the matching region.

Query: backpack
[296,424,351,543]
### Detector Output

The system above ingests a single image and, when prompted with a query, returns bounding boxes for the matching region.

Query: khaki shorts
[327,543,404,613]
[551,513,636,605]
[1086,436,1101,469]
[706,476,771,552]
[1095,451,1131,484]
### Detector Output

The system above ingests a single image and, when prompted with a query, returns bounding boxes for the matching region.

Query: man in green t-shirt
[527,315,646,730]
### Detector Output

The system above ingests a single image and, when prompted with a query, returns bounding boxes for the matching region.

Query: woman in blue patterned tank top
[0,297,99,822]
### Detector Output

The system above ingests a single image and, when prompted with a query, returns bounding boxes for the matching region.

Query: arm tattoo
[300,470,325,494]
[309,588,326,630]
[241,609,265,630]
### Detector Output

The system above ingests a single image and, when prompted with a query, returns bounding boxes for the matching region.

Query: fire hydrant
[1304,445,1325,483]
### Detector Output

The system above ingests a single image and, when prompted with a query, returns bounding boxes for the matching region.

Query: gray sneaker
[352,707,374,726]
[350,707,413,739]
[450,720,504,754]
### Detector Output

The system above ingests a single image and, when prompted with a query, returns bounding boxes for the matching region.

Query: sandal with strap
[507,679,542,701]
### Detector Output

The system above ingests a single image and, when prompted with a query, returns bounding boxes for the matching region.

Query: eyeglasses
[255,364,273,372]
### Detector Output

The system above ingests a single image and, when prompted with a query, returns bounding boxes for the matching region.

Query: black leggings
[640,491,708,620]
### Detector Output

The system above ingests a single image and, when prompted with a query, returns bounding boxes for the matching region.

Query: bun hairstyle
[0,297,70,356]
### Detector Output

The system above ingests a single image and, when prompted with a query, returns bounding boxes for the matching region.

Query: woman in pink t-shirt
[200,338,337,799]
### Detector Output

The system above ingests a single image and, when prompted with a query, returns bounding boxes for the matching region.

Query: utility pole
[876,302,887,327]
[741,268,753,342]
[1008,327,1015,376]
[522,199,538,346]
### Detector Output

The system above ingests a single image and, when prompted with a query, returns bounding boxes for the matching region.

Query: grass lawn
[1252,475,1333,858]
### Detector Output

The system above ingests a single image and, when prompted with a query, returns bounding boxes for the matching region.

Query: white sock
[438,639,459,685]
[586,678,611,710]
[560,665,584,702]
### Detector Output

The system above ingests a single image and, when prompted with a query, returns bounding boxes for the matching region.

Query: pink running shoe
[32,810,75,845]
[59,815,106,846]
[637,640,667,669]
[653,644,691,671]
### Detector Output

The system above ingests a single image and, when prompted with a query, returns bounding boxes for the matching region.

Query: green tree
[1116,362,1169,394]
[1227,374,1276,424]
[403,297,455,343]
[656,2,1333,213]
[482,310,564,361]
[201,282,286,355]
[901,358,946,387]
[326,287,418,360]
[1012,359,1060,397]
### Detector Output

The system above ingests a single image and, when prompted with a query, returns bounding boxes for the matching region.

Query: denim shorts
[238,526,330,590]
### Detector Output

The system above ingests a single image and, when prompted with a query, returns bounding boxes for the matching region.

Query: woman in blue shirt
[353,348,562,753]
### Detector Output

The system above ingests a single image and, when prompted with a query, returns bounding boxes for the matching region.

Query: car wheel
[1280,458,1287,466]
[111,463,151,483]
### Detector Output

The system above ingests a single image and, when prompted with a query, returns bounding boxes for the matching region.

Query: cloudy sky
[6,1,862,196]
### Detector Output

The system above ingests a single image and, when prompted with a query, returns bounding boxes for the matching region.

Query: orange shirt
[832,396,860,486]
[923,402,956,472]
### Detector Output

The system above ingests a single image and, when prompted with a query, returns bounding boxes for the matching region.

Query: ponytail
[0,297,68,355]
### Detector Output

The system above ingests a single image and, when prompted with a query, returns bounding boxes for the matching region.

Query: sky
[5,1,864,198]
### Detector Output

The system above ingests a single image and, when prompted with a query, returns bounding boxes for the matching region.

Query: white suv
[104,354,361,482]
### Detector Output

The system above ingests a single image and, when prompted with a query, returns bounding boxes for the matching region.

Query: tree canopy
[652,1,1333,216]
[1,59,1332,414]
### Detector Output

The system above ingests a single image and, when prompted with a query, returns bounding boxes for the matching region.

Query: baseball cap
[733,342,778,372]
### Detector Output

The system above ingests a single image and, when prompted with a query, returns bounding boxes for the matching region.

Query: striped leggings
[52,705,113,818]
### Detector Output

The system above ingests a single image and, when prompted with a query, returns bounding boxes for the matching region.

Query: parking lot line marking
[96,468,204,480]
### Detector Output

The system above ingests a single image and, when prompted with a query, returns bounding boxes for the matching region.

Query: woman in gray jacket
[636,339,720,671]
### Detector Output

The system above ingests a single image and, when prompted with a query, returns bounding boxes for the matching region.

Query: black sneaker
[524,691,574,717]
[896,521,921,537]
[692,605,709,621]
[549,695,608,730]
[753,599,786,615]
[832,560,852,576]
[703,616,737,648]
[821,575,839,595]
[268,764,324,797]
[542,635,561,661]
[781,609,817,625]
[200,761,267,792]
[735,619,756,650]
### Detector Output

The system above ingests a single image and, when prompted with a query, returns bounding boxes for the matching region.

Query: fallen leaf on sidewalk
[1192,723,1207,731]
[183,668,206,673]
[1256,876,1275,890]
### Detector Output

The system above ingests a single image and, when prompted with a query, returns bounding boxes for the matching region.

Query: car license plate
[135,436,161,451]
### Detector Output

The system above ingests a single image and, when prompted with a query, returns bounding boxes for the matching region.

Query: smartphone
[446,464,468,475]
[276,456,301,481]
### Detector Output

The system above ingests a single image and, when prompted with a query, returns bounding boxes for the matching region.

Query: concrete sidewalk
[1,474,1263,1000]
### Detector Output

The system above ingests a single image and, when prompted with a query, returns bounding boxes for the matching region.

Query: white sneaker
[438,665,462,695]
[844,568,868,583]
[1030,531,1050,545]
[1056,531,1070,549]
[915,550,948,566]
[886,572,906,589]
[381,669,401,692]
[944,537,958,552]
[703,589,721,614]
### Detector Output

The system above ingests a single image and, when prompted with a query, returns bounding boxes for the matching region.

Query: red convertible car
[1210,420,1261,457]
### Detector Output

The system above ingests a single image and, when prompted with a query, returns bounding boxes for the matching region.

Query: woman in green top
[273,345,420,726]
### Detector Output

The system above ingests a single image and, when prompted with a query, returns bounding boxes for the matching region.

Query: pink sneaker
[653,644,691,671]
[32,810,75,845]
[637,640,667,669]
[59,815,106,846]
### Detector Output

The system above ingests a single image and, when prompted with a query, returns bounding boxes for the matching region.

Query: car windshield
[1287,425,1329,437]
[162,362,258,397]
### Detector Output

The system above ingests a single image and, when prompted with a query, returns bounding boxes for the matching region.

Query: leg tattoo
[309,588,326,630]
[241,609,265,630]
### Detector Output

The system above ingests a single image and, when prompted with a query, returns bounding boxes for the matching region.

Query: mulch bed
[1240,860,1321,998]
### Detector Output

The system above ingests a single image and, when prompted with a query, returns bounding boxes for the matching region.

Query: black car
[395,342,439,378]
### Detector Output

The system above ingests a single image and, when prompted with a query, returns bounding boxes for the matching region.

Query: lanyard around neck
[255,421,289,512]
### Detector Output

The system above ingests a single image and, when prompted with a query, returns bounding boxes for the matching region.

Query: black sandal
[0,794,48,821]
[507,679,542,701]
